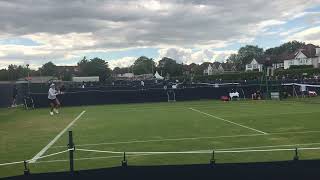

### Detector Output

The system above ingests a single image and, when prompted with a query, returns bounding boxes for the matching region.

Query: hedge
[275,68,320,78]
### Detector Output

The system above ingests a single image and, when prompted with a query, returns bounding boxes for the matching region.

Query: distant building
[283,44,320,69]
[204,62,237,75]
[245,58,264,72]
[245,44,320,72]
[203,64,214,75]
[72,76,99,82]
[116,73,134,78]
[56,66,79,74]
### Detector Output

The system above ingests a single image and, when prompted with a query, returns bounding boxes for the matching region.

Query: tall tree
[132,56,155,75]
[77,57,111,82]
[233,45,264,70]
[39,62,58,76]
[113,67,130,75]
[157,57,183,77]
[6,65,30,80]
[265,41,305,55]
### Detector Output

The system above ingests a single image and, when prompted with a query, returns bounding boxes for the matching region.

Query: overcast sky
[0,0,319,69]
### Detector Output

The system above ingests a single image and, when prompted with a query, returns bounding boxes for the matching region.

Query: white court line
[51,130,320,148]
[29,110,86,163]
[189,108,268,135]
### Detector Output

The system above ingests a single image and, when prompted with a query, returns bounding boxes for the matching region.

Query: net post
[68,131,75,173]
[293,147,299,161]
[210,150,216,165]
[122,152,127,167]
[23,160,30,175]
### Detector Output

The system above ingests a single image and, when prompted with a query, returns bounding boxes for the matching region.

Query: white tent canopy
[154,71,164,80]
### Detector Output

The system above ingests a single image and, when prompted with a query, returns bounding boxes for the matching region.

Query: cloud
[0,0,318,68]
[108,57,137,69]
[158,48,236,64]
[287,26,320,45]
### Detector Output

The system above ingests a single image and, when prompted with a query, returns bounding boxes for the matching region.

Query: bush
[289,65,313,69]
[275,68,320,78]
[192,71,263,81]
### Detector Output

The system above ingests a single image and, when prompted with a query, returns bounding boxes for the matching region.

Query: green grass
[1,99,320,178]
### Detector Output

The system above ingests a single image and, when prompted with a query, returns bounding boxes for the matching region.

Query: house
[116,73,134,78]
[203,62,237,75]
[221,63,237,72]
[56,66,79,73]
[203,64,214,75]
[245,58,264,72]
[283,44,320,69]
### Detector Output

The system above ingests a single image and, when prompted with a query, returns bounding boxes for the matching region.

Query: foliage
[157,57,183,77]
[289,65,313,69]
[275,68,320,78]
[265,41,305,55]
[193,71,263,81]
[78,57,112,82]
[39,62,58,76]
[226,45,264,70]
[113,67,131,75]
[132,56,155,75]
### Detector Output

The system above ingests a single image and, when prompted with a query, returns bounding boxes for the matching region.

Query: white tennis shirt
[48,88,58,100]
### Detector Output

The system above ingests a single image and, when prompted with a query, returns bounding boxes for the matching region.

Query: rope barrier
[31,149,73,162]
[76,148,212,154]
[0,160,26,166]
[76,147,320,155]
[1,146,320,167]
[0,149,72,167]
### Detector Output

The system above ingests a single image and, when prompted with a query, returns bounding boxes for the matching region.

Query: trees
[157,57,183,77]
[7,65,30,80]
[132,56,155,75]
[226,45,264,70]
[113,67,131,75]
[78,57,112,82]
[265,41,305,55]
[39,62,58,76]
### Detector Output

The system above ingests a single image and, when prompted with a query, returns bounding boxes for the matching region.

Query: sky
[0,0,319,69]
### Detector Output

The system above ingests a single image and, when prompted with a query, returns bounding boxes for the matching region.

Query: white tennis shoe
[54,109,59,114]
[50,111,54,116]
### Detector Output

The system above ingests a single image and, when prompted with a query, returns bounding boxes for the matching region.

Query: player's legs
[50,101,55,115]
[12,96,17,107]
[53,99,60,114]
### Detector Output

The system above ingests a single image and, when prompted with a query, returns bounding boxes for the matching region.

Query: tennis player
[48,83,61,116]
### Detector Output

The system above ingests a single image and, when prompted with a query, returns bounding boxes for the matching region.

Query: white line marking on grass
[189,108,268,135]
[51,133,262,148]
[217,142,320,151]
[51,130,320,148]
[29,110,86,163]
[35,154,154,164]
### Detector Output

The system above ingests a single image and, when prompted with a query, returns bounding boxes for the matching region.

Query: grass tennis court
[1,99,320,178]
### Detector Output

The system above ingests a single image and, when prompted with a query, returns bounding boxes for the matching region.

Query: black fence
[30,84,268,108]
[2,80,319,108]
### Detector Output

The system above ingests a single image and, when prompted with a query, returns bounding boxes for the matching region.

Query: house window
[247,64,252,68]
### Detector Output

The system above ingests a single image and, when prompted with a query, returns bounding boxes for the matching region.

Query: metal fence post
[23,160,30,175]
[122,152,127,167]
[210,150,216,165]
[293,147,299,161]
[68,131,75,173]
